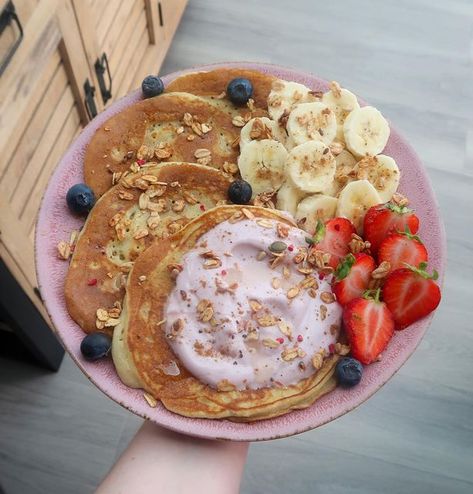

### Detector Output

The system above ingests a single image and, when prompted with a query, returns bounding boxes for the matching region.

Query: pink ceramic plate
[35,62,446,441]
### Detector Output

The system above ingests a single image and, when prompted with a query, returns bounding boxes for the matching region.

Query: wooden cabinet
[0,0,186,332]
[73,0,187,108]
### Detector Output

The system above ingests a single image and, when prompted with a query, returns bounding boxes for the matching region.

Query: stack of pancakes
[65,69,341,421]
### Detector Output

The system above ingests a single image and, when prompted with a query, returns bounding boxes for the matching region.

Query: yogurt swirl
[164,218,342,391]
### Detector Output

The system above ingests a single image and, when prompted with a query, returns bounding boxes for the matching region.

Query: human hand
[96,420,249,494]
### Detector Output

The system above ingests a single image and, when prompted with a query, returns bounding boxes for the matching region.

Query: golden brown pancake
[117,206,340,421]
[84,93,240,197]
[165,68,276,110]
[65,163,231,334]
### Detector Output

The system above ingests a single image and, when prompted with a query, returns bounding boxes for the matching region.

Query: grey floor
[1,0,473,493]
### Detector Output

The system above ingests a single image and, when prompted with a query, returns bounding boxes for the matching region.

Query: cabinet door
[0,0,99,315]
[159,0,187,41]
[73,0,187,107]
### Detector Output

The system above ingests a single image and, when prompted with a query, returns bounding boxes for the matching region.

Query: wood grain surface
[0,1,472,493]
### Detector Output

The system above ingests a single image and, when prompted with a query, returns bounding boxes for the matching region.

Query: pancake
[165,68,276,110]
[114,206,341,421]
[84,92,240,197]
[65,163,231,334]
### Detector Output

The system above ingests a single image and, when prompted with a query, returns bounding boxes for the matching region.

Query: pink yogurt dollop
[164,218,342,390]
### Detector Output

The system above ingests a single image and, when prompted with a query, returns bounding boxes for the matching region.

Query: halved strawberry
[343,289,395,364]
[332,253,376,306]
[382,262,441,330]
[378,229,428,273]
[309,218,356,269]
[363,202,419,255]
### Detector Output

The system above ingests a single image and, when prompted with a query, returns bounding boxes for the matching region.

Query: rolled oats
[320,305,327,320]
[172,199,186,212]
[139,193,149,210]
[278,320,292,338]
[335,343,350,356]
[57,241,71,260]
[183,191,199,204]
[256,219,274,229]
[133,229,149,240]
[287,286,300,299]
[137,144,154,160]
[311,352,324,370]
[154,143,173,160]
[143,392,158,407]
[194,148,211,159]
[277,223,289,238]
[281,347,298,361]
[203,258,222,269]
[232,115,246,127]
[118,190,134,201]
[320,291,335,304]
[104,318,120,327]
[262,338,279,349]
[96,308,109,322]
[271,277,281,289]
[222,162,239,175]
[242,208,255,219]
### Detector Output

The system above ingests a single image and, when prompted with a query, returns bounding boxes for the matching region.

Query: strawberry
[382,262,441,330]
[309,218,356,269]
[343,289,395,364]
[332,253,376,306]
[363,202,420,255]
[378,228,428,273]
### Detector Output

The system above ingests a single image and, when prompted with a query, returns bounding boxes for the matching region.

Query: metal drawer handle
[95,52,112,104]
[0,1,24,77]
[84,79,98,120]
[158,2,163,26]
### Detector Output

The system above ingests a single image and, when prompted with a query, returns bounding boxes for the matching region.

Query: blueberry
[226,78,253,106]
[141,75,164,98]
[228,180,252,204]
[335,357,363,388]
[80,332,112,361]
[66,184,95,215]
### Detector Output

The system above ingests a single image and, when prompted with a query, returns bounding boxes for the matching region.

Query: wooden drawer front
[107,0,148,102]
[3,56,81,236]
[0,0,96,314]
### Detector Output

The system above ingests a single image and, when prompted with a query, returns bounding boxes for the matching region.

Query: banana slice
[336,179,382,233]
[354,154,400,202]
[276,181,307,217]
[287,102,337,146]
[237,139,288,197]
[295,195,338,233]
[322,81,360,145]
[323,150,358,197]
[286,141,336,194]
[239,117,286,150]
[343,106,390,157]
[267,80,317,121]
